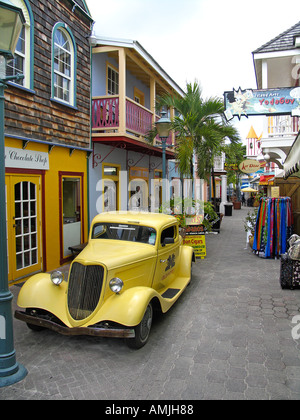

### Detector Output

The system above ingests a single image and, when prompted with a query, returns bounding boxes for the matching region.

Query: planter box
[233,201,241,210]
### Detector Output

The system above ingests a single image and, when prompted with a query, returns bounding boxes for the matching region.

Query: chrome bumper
[15,311,135,338]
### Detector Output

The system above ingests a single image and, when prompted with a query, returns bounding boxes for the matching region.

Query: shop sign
[239,159,260,174]
[259,175,274,186]
[183,234,206,259]
[224,87,300,120]
[5,147,49,170]
[271,187,280,198]
[224,163,239,171]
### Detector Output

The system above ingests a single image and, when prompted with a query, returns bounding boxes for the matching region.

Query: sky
[86,0,299,141]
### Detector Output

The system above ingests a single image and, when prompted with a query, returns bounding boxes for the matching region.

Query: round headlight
[50,271,64,286]
[109,277,124,294]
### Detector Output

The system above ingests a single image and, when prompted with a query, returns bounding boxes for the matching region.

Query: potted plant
[160,198,219,232]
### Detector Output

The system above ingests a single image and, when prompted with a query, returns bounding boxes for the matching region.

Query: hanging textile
[253,197,293,258]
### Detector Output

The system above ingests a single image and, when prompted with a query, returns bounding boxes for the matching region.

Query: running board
[161,288,181,299]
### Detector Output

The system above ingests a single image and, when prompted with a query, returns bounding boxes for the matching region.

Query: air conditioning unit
[295,36,300,47]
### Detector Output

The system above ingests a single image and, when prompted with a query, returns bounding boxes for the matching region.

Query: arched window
[52,23,77,107]
[6,0,34,90]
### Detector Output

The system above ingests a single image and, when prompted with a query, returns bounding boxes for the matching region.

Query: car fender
[17,273,71,327]
[85,286,160,328]
[178,245,195,277]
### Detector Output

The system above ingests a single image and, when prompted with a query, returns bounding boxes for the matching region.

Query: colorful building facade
[4,0,93,284]
[89,37,185,220]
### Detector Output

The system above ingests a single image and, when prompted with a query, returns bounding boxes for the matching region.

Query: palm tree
[154,81,240,210]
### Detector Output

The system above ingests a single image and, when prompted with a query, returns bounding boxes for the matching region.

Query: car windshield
[92,223,157,245]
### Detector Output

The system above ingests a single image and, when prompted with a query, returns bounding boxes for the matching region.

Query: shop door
[6,175,42,283]
[103,165,120,212]
[61,176,83,259]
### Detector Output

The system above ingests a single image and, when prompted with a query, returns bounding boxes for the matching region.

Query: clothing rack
[253,197,293,259]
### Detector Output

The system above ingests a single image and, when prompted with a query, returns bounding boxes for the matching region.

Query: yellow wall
[45,147,89,271]
[5,138,89,276]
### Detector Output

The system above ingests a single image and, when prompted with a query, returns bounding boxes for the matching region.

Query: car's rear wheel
[126,303,153,349]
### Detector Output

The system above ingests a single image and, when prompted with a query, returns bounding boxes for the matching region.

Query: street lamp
[156,110,172,205]
[0,0,27,387]
[156,110,172,181]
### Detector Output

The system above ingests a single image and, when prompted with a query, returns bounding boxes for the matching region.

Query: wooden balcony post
[150,78,156,125]
[118,48,126,135]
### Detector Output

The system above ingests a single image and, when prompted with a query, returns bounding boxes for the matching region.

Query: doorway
[59,173,84,261]
[6,174,42,283]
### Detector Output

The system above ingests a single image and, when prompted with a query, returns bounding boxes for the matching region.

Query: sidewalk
[1,206,300,400]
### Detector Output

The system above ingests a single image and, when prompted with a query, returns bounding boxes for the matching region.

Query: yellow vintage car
[15,212,195,349]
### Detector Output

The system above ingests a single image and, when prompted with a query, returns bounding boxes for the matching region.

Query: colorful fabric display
[253,197,293,259]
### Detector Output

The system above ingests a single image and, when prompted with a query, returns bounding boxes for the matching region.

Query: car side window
[160,225,177,246]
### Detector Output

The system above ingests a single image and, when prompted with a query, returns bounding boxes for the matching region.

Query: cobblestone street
[1,207,300,400]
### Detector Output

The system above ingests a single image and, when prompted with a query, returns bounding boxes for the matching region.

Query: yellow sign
[183,235,206,259]
[239,159,261,174]
[271,186,280,198]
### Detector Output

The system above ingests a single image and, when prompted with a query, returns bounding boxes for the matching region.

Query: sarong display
[253,197,293,259]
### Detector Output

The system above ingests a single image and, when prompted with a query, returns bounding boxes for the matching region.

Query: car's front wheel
[126,303,153,349]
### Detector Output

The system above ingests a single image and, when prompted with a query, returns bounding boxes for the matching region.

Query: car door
[152,224,179,292]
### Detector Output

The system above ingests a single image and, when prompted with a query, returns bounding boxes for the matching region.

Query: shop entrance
[103,164,120,211]
[6,174,42,283]
[60,173,84,262]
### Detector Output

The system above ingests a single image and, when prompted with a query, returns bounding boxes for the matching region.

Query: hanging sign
[224,163,239,171]
[239,159,261,174]
[224,87,300,120]
[5,147,49,170]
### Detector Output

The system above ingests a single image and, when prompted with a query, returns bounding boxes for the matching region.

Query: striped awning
[284,132,300,179]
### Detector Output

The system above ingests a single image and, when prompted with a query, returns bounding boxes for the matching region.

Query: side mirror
[163,237,175,246]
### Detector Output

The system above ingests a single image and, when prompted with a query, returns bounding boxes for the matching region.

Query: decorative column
[219,174,228,215]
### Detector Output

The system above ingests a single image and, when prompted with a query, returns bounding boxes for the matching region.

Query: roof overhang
[92,136,175,159]
[91,36,185,97]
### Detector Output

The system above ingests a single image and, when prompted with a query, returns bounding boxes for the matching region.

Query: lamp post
[0,0,27,387]
[156,110,172,205]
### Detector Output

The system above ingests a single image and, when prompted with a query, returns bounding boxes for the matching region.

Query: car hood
[74,240,157,269]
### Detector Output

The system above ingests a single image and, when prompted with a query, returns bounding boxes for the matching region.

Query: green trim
[51,22,77,107]
[66,0,94,23]
[23,0,34,90]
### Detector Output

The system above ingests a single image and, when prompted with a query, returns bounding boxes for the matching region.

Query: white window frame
[6,0,33,90]
[52,23,76,107]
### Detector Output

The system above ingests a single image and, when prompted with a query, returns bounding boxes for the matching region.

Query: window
[6,26,25,86]
[6,0,33,90]
[92,223,156,245]
[52,24,76,106]
[160,226,177,246]
[107,64,119,95]
[134,87,145,106]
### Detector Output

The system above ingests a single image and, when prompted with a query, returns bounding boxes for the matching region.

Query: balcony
[268,116,299,138]
[92,96,173,145]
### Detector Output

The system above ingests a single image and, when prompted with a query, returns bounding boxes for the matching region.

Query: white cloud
[86,0,299,139]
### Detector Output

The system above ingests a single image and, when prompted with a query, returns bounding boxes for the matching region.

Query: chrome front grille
[67,262,104,321]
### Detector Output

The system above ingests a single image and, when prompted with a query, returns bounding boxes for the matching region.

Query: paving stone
[1,207,299,400]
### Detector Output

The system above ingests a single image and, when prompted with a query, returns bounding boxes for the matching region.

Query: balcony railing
[92,96,173,144]
[92,96,119,131]
[268,116,299,137]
